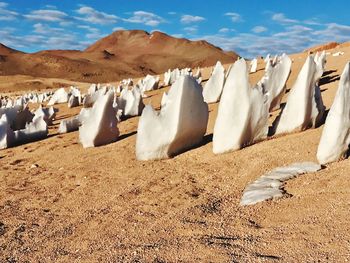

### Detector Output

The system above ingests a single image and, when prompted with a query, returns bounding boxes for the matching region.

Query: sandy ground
[0,48,350,262]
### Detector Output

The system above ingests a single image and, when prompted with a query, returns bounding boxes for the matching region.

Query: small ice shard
[314,51,327,82]
[0,105,23,125]
[67,87,81,108]
[12,106,34,130]
[33,105,56,125]
[88,84,97,94]
[193,68,202,79]
[272,56,325,135]
[13,115,48,143]
[47,88,69,106]
[58,116,81,134]
[202,61,225,104]
[120,78,133,87]
[332,51,344,57]
[0,115,14,149]
[258,54,292,111]
[317,62,350,164]
[116,87,145,117]
[164,69,171,86]
[240,162,321,206]
[170,68,180,84]
[58,108,92,134]
[213,58,269,154]
[79,91,119,148]
[82,87,107,108]
[250,58,258,73]
[138,75,159,92]
[68,95,80,108]
[136,75,208,160]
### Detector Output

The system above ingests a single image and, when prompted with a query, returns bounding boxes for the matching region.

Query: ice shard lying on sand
[317,62,350,164]
[136,75,209,160]
[202,61,225,104]
[240,162,321,206]
[79,91,119,148]
[213,58,269,154]
[272,56,325,135]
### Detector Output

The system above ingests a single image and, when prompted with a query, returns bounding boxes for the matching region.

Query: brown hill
[84,30,238,72]
[304,42,340,53]
[0,43,23,55]
[0,30,239,83]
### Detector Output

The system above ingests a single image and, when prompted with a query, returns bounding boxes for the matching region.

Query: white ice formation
[272,56,325,135]
[202,61,225,104]
[213,58,269,154]
[136,75,208,160]
[317,62,350,164]
[79,91,119,148]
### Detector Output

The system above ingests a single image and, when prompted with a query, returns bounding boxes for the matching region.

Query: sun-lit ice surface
[136,75,208,160]
[79,91,119,148]
[213,58,269,154]
[317,62,350,164]
[202,61,225,104]
[272,56,325,135]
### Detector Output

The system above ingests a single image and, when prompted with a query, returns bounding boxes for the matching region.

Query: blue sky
[1,0,350,58]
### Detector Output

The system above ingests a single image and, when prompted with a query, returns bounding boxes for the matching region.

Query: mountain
[84,30,238,72]
[0,30,239,83]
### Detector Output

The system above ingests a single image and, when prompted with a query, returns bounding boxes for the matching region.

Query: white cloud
[45,5,57,9]
[272,13,298,24]
[312,23,350,43]
[303,18,323,26]
[184,26,198,34]
[218,28,235,34]
[219,28,230,33]
[76,6,118,25]
[124,11,165,26]
[78,25,104,40]
[168,11,176,15]
[113,26,125,31]
[273,25,312,37]
[24,9,70,22]
[172,33,184,38]
[0,2,19,21]
[45,35,88,50]
[33,23,64,35]
[251,26,267,33]
[225,12,242,22]
[195,20,350,59]
[180,15,205,24]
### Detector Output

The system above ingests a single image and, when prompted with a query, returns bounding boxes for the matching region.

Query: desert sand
[0,44,350,262]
